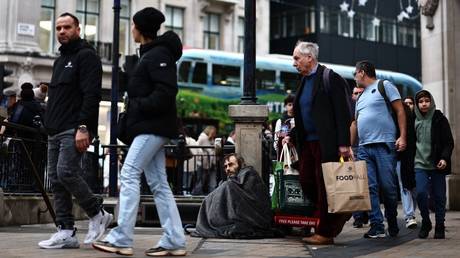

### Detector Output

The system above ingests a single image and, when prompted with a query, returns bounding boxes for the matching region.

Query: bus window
[256,69,276,90]
[212,64,240,87]
[280,72,299,92]
[192,62,207,84]
[178,61,191,83]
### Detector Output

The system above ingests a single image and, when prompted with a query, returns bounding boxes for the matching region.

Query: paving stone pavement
[1,207,459,257]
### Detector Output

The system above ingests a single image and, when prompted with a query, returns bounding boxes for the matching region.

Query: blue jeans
[104,134,186,249]
[415,168,446,224]
[396,161,416,220]
[358,143,398,228]
[48,129,102,229]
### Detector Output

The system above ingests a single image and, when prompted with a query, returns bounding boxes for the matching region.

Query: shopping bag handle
[282,143,292,167]
[339,155,354,163]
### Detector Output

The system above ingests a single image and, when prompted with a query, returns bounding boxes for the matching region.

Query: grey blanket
[192,166,276,239]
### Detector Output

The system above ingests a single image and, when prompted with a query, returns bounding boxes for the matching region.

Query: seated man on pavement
[192,153,275,239]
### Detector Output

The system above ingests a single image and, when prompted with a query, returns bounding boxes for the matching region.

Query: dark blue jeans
[48,129,102,229]
[358,143,398,228]
[415,168,446,225]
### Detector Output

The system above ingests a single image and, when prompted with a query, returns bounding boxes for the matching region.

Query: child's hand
[437,159,447,170]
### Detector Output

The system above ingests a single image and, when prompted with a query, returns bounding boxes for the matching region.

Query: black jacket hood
[139,31,183,61]
[59,38,95,55]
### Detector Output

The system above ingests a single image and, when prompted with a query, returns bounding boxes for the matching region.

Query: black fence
[100,142,235,197]
[1,122,274,197]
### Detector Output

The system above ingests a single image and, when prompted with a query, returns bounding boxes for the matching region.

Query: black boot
[434,224,445,239]
[418,220,432,239]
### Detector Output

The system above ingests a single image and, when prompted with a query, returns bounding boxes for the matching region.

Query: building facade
[0,0,270,143]
[270,0,421,80]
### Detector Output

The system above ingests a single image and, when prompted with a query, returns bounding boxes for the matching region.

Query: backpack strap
[378,80,394,115]
[322,67,331,94]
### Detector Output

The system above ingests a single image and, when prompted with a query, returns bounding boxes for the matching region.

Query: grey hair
[295,41,319,60]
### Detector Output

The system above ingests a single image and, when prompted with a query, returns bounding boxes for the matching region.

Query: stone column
[420,0,460,210]
[228,105,268,177]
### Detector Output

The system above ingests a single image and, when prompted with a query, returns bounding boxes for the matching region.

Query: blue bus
[176,49,422,114]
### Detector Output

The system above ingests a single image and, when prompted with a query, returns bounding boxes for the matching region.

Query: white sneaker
[38,227,79,249]
[84,209,113,244]
[406,218,418,229]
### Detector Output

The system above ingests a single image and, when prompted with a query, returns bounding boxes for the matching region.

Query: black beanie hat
[21,82,34,90]
[20,83,35,101]
[133,7,165,38]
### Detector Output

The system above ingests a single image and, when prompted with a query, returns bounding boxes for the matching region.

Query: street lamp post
[109,0,121,197]
[240,0,257,105]
[228,0,268,177]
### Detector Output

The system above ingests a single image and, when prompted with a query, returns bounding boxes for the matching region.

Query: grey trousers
[47,129,102,229]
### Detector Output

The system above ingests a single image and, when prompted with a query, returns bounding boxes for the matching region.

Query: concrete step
[103,196,204,227]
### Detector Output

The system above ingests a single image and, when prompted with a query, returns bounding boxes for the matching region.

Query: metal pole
[109,0,121,197]
[240,0,257,104]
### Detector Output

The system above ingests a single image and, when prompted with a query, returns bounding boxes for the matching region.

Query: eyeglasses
[404,101,414,105]
[353,70,363,77]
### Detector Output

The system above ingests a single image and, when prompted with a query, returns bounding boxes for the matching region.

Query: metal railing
[100,141,233,197]
[0,122,48,193]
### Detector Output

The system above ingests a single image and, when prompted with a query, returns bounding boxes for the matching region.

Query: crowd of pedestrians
[287,42,454,244]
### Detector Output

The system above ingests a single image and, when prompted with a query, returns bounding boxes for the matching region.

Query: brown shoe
[302,234,334,245]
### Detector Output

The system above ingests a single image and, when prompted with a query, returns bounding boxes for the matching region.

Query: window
[272,7,315,39]
[203,13,220,50]
[39,0,55,53]
[338,12,352,37]
[319,7,338,35]
[237,17,244,53]
[178,61,191,83]
[212,64,240,87]
[270,15,281,39]
[76,0,100,42]
[359,14,378,41]
[165,6,184,40]
[255,69,276,90]
[397,24,418,48]
[319,8,329,33]
[192,62,207,84]
[119,0,130,56]
[280,72,299,92]
[380,20,396,45]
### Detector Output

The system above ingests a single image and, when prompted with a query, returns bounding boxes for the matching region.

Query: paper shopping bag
[321,159,371,213]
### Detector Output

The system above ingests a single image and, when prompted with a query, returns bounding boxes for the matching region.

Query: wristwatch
[78,125,88,133]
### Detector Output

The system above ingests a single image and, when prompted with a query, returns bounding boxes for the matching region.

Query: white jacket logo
[64,61,73,68]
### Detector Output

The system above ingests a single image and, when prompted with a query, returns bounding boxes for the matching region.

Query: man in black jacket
[288,41,352,245]
[39,13,112,249]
